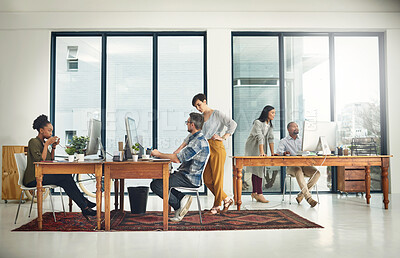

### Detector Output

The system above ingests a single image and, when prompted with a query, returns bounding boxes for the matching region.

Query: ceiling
[1,0,400,13]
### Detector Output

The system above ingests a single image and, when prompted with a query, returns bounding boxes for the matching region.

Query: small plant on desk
[132,143,140,155]
[69,136,89,161]
[65,146,76,155]
[131,143,140,162]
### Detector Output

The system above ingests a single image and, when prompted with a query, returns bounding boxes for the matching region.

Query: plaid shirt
[176,131,210,186]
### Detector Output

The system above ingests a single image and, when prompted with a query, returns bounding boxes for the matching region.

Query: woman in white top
[244,105,276,203]
[175,93,237,214]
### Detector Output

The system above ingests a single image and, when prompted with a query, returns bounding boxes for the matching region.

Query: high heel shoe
[221,198,234,213]
[254,194,269,203]
[251,193,257,201]
[82,207,96,220]
[206,207,220,215]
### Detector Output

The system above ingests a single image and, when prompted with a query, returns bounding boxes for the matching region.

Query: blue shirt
[276,135,302,156]
[176,131,210,186]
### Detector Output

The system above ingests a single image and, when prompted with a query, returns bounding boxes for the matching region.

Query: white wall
[386,29,400,194]
[1,1,400,199]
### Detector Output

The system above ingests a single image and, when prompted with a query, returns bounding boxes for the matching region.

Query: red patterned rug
[13,209,323,232]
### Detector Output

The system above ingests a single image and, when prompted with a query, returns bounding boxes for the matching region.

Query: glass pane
[284,36,332,192]
[233,36,281,193]
[54,37,101,157]
[106,37,153,155]
[157,36,204,155]
[335,36,381,190]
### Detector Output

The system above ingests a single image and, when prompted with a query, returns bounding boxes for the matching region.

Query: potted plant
[65,146,76,162]
[69,136,89,162]
[131,143,140,162]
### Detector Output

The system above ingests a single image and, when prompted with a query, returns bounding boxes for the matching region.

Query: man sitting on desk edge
[276,122,320,207]
[150,112,210,222]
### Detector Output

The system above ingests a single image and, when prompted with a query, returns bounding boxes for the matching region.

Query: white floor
[0,193,399,258]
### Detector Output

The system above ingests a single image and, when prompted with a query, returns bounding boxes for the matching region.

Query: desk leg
[69,198,72,212]
[114,179,119,211]
[382,158,390,209]
[237,168,243,211]
[36,166,43,230]
[104,165,111,231]
[365,166,371,204]
[233,161,237,205]
[120,179,125,211]
[162,164,169,231]
[95,165,102,230]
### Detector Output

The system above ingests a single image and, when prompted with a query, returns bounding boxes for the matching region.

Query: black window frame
[231,31,387,194]
[50,31,207,151]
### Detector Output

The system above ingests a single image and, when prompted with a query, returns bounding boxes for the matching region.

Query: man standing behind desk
[276,122,320,207]
[150,113,210,222]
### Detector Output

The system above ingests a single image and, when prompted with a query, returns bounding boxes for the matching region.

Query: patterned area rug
[13,209,323,232]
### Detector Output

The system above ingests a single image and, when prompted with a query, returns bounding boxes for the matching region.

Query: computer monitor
[125,116,143,159]
[302,121,337,155]
[86,118,105,158]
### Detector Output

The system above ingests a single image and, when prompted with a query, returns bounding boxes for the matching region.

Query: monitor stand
[318,136,331,155]
[99,138,106,160]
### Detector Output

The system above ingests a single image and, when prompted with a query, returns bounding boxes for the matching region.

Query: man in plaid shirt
[150,112,210,222]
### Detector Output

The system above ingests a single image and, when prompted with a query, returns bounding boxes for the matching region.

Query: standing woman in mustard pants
[174,94,237,215]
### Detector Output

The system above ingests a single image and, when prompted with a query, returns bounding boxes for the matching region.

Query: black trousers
[26,174,88,210]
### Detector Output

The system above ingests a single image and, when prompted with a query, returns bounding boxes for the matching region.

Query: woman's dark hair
[257,105,275,126]
[192,93,207,107]
[33,114,50,132]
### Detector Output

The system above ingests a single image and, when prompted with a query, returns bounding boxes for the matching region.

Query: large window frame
[50,31,207,152]
[231,31,387,194]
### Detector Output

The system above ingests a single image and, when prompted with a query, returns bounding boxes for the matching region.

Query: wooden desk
[103,161,170,231]
[232,155,392,210]
[34,161,103,230]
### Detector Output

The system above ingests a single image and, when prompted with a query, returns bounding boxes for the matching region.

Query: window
[54,37,102,157]
[232,32,385,194]
[51,32,206,173]
[334,36,382,190]
[106,37,153,154]
[158,36,204,154]
[67,46,79,71]
[284,36,331,191]
[232,36,282,193]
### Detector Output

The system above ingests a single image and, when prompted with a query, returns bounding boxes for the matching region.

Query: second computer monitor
[86,118,102,156]
[125,116,143,158]
[302,121,337,154]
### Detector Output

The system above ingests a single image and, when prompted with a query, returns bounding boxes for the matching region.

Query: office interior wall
[1,1,400,197]
[386,29,400,194]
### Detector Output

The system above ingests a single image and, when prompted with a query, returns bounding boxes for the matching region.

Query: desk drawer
[344,169,365,180]
[342,181,365,192]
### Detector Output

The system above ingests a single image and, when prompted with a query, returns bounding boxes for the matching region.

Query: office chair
[282,172,319,204]
[169,153,210,224]
[14,153,65,224]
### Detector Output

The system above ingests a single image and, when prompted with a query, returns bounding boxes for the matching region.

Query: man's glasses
[185,120,192,125]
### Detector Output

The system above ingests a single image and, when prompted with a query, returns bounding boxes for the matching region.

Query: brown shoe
[307,197,318,208]
[296,194,304,204]
[254,194,269,203]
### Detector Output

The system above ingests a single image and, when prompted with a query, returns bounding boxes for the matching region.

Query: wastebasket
[127,186,149,214]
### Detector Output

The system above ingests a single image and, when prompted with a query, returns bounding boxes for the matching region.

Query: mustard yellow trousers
[203,139,228,207]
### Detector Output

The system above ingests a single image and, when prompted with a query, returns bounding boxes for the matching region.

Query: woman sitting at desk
[244,105,276,203]
[23,114,96,220]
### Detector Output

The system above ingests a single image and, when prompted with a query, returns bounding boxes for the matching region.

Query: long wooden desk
[103,161,170,231]
[34,161,103,230]
[232,155,392,210]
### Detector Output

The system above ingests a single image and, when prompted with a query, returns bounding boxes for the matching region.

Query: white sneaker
[179,195,192,218]
[170,213,183,222]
